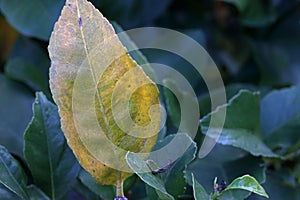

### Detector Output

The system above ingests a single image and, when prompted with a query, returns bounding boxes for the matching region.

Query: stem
[114,178,128,200]
[116,178,124,197]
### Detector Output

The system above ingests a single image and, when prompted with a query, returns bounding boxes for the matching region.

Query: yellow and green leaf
[48,0,161,196]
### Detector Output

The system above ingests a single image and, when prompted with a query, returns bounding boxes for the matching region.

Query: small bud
[214,177,227,193]
[114,196,128,200]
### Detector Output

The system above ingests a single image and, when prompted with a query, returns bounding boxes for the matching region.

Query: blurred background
[0,0,300,199]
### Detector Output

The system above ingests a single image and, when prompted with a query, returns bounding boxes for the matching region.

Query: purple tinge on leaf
[78,17,82,27]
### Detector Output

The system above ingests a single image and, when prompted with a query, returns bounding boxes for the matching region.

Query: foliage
[0,0,300,199]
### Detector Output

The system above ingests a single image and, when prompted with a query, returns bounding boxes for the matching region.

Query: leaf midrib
[74,0,120,179]
[0,152,29,200]
[75,0,113,141]
[39,99,56,200]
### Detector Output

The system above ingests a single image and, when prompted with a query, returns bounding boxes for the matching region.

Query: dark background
[0,0,300,199]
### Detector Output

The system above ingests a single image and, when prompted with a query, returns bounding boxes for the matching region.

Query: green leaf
[268,11,300,84]
[221,0,276,27]
[0,145,29,200]
[126,152,174,200]
[192,173,211,200]
[198,83,257,117]
[128,179,149,200]
[139,29,206,90]
[261,85,300,152]
[162,79,181,128]
[123,174,138,194]
[293,163,300,184]
[145,184,159,200]
[254,42,290,86]
[152,134,197,198]
[187,145,266,200]
[165,142,197,198]
[161,78,199,135]
[201,90,278,158]
[78,169,115,200]
[71,179,99,200]
[7,36,51,98]
[223,156,266,185]
[49,0,161,191]
[0,183,22,200]
[0,74,34,157]
[0,0,65,40]
[27,185,50,200]
[97,0,171,28]
[24,92,80,199]
[132,29,205,92]
[9,36,50,73]
[5,58,49,95]
[250,168,300,200]
[219,175,269,198]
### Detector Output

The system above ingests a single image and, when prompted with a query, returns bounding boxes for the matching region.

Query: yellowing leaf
[48,0,161,194]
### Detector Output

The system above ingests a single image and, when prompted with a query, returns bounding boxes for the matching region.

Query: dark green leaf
[128,179,149,200]
[187,146,266,200]
[0,0,64,40]
[143,160,163,200]
[7,36,51,98]
[198,83,257,116]
[201,90,278,157]
[78,169,115,200]
[221,0,276,27]
[219,175,269,198]
[269,11,300,84]
[223,156,266,185]
[254,42,290,86]
[5,58,49,94]
[0,74,34,157]
[97,0,171,29]
[161,79,199,135]
[155,134,197,198]
[192,173,210,200]
[0,183,22,200]
[140,29,206,91]
[165,147,197,197]
[27,185,50,200]
[9,36,50,72]
[126,152,174,200]
[293,163,300,184]
[248,168,300,200]
[24,92,80,199]
[145,184,159,200]
[261,85,300,152]
[162,79,181,128]
[123,174,138,193]
[0,145,29,200]
[71,179,99,200]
